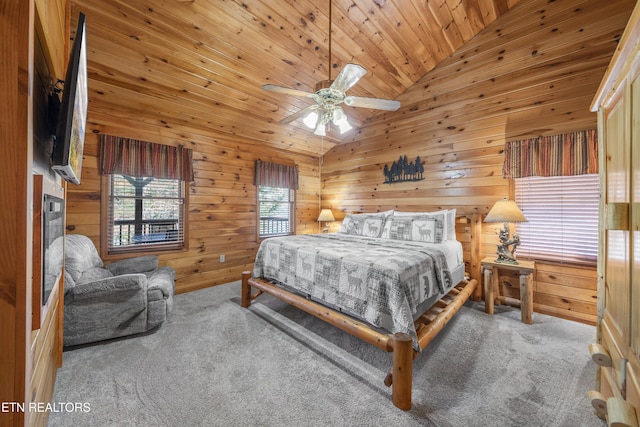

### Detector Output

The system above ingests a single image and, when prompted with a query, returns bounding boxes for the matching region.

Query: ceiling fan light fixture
[332,106,345,122]
[332,107,352,134]
[303,111,319,129]
[337,117,352,134]
[261,0,400,137]
[314,120,326,136]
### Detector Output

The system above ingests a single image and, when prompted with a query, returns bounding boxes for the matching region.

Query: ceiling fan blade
[330,64,367,93]
[279,104,318,125]
[262,84,314,98]
[344,95,400,111]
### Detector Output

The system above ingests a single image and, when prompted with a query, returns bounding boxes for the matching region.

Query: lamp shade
[317,209,335,222]
[484,198,528,223]
[303,111,319,129]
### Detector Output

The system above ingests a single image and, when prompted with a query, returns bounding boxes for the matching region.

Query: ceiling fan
[262,2,400,137]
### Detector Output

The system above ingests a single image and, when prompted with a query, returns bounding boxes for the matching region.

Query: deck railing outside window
[258,186,295,237]
[113,219,179,245]
[259,217,290,236]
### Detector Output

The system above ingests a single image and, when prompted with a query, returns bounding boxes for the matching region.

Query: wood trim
[469,213,482,299]
[58,264,64,367]
[628,356,640,408]
[29,281,61,427]
[32,175,44,330]
[31,175,65,331]
[0,0,38,423]
[602,313,627,392]
[99,174,109,257]
[591,1,640,110]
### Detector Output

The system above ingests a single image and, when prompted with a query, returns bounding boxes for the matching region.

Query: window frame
[101,174,189,256]
[511,174,599,266]
[256,185,296,240]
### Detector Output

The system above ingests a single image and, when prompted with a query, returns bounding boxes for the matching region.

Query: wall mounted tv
[51,12,87,185]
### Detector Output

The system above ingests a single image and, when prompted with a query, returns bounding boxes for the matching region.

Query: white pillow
[447,209,456,240]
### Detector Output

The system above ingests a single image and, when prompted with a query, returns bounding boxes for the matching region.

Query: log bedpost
[241,271,252,308]
[391,332,413,410]
[470,213,482,301]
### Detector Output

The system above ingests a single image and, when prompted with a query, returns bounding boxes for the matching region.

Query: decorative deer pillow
[391,209,456,241]
[339,213,388,238]
[382,214,445,243]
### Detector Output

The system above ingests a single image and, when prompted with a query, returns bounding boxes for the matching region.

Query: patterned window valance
[254,160,298,190]
[503,129,598,179]
[99,134,194,182]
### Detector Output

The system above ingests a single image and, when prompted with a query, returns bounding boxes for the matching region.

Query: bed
[241,211,480,410]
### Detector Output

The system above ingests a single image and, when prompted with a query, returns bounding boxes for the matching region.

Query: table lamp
[317,209,335,233]
[484,198,528,264]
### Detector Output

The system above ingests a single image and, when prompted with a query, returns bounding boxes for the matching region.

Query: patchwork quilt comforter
[252,233,456,349]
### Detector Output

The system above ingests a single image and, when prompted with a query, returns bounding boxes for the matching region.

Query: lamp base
[495,222,521,265]
[494,253,520,265]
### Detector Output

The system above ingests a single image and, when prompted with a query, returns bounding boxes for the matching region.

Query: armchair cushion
[66,274,147,304]
[146,266,176,298]
[76,267,113,286]
[106,255,158,276]
[64,235,103,283]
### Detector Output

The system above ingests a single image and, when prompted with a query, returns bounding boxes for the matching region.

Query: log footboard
[240,271,477,410]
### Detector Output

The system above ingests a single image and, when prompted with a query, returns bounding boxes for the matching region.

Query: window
[99,135,193,254]
[254,160,298,238]
[258,186,295,238]
[514,174,599,265]
[106,174,186,253]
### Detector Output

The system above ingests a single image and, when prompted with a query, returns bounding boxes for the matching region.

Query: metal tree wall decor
[383,155,425,184]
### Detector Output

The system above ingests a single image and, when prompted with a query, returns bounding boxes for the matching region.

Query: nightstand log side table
[481,257,535,324]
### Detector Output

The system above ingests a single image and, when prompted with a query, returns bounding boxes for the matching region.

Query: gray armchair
[63,234,176,347]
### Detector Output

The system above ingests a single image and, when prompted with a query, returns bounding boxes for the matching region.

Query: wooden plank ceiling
[70,0,521,156]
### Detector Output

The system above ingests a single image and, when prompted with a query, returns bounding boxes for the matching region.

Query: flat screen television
[51,12,87,185]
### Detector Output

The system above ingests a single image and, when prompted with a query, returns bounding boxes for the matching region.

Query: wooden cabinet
[591,3,640,424]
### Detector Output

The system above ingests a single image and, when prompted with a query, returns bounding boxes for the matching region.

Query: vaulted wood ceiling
[71,0,524,156]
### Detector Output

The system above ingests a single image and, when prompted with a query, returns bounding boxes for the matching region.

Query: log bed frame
[240,214,482,410]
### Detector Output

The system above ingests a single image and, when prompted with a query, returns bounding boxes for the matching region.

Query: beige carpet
[48,280,605,426]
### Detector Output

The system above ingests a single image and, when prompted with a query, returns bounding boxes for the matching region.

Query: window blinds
[514,174,599,265]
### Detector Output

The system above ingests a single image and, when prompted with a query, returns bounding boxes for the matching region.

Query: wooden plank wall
[1,0,67,425]
[321,0,633,325]
[66,115,320,294]
[0,0,34,424]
